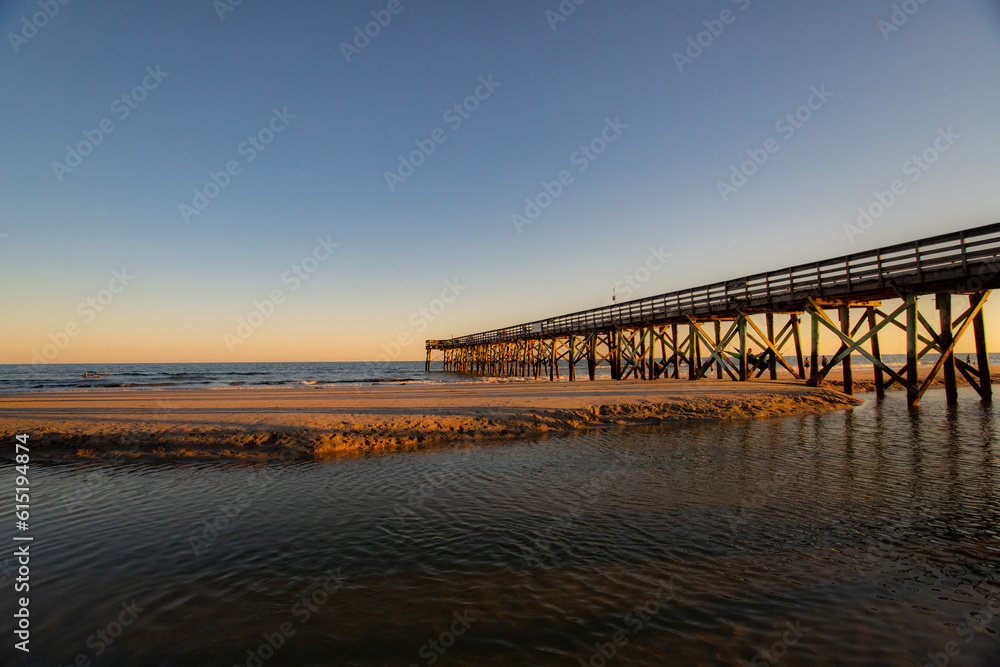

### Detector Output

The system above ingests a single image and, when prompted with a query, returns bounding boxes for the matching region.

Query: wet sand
[0,380,861,460]
[815,366,999,394]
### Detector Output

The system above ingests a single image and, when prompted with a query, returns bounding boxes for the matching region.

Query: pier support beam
[906,294,919,405]
[805,298,913,398]
[973,292,992,401]
[583,334,592,380]
[866,307,886,398]
[648,326,656,380]
[736,310,801,380]
[792,315,805,380]
[839,305,853,395]
[671,325,680,379]
[715,320,724,379]
[810,312,819,383]
[766,313,777,380]
[912,290,992,405]
[687,323,697,381]
[739,318,748,381]
[694,326,702,378]
[937,293,958,404]
[568,335,576,381]
[686,317,740,381]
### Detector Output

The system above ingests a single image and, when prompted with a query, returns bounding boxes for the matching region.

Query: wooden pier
[426,223,1000,406]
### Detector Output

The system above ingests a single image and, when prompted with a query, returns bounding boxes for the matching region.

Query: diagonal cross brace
[913,290,991,404]
[878,299,983,389]
[686,317,740,381]
[736,310,801,379]
[805,298,914,390]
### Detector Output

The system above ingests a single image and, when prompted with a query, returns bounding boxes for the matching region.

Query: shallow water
[2,387,999,666]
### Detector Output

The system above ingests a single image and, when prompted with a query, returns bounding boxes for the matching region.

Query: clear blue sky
[2,0,999,362]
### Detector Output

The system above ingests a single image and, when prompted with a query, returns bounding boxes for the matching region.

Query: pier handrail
[429,222,1000,349]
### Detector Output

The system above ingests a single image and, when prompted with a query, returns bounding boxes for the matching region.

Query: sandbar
[0,379,863,460]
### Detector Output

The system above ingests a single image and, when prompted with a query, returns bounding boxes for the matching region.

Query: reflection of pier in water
[427,223,999,406]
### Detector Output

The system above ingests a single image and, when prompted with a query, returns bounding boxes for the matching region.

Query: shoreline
[826,369,999,394]
[0,380,862,461]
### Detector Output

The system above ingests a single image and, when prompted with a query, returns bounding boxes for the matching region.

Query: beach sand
[0,379,863,460]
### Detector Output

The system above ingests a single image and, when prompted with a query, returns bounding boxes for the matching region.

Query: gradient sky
[2,0,999,363]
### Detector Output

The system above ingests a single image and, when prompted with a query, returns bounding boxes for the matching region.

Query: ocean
[1,353,996,393]
[0,361,499,393]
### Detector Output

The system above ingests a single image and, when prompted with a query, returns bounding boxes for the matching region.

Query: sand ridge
[0,379,865,460]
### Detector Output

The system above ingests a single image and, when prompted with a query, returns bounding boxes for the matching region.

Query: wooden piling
[688,323,696,381]
[839,305,853,395]
[937,293,958,404]
[865,307,885,398]
[715,320,723,379]
[739,317,748,381]
[810,311,820,383]
[766,313,777,380]
[906,295,918,405]
[972,292,992,401]
[671,324,680,379]
[792,315,805,379]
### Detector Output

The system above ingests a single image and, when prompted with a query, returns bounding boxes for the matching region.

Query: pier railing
[428,222,1000,349]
